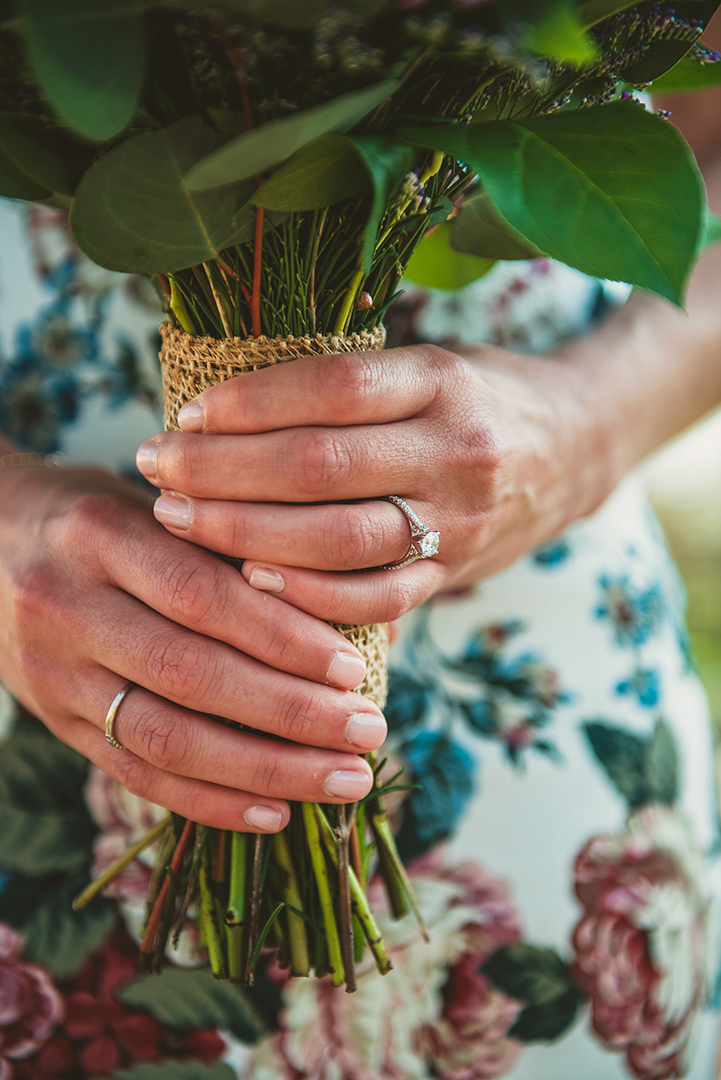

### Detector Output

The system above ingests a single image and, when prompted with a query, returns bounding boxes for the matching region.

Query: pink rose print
[0,925,63,1077]
[242,855,524,1080]
[572,804,713,1080]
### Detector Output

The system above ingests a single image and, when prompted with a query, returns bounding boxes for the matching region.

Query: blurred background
[648,407,721,733]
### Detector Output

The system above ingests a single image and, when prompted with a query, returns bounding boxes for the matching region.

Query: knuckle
[160,553,225,627]
[324,506,377,568]
[247,752,289,797]
[114,753,153,800]
[59,493,119,556]
[134,707,195,774]
[275,686,324,746]
[145,631,214,702]
[328,353,377,416]
[295,430,354,495]
[382,576,418,622]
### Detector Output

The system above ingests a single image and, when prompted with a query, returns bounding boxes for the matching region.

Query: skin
[2,42,721,832]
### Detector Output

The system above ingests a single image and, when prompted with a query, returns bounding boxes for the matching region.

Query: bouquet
[1,0,719,991]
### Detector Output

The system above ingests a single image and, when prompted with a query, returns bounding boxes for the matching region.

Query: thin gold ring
[105,681,135,750]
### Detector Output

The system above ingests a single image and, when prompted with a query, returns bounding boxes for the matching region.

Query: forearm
[561,148,721,499]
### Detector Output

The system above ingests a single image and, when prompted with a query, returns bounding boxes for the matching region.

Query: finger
[75,493,368,690]
[67,674,374,810]
[69,588,387,753]
[137,420,430,502]
[240,557,445,625]
[174,344,454,434]
[153,495,417,571]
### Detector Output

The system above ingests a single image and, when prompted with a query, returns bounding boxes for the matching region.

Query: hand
[0,463,385,831]
[138,342,609,625]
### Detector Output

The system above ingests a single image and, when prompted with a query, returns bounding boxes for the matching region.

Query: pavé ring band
[380,495,440,570]
[105,681,135,750]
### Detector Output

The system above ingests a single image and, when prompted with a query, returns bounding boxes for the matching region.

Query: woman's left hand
[136,342,610,625]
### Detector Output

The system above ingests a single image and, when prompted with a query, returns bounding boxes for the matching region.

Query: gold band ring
[105,681,135,750]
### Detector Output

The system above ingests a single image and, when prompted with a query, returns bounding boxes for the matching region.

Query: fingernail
[327,651,366,690]
[154,492,193,530]
[136,441,158,480]
[345,712,387,751]
[248,566,284,593]
[324,769,372,800]
[178,400,204,433]
[244,805,283,831]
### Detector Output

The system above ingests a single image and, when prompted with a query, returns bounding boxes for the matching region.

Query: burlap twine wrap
[159,321,389,708]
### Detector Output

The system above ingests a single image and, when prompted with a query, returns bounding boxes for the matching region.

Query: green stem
[303,803,344,986]
[199,844,227,978]
[73,815,171,911]
[333,264,365,335]
[315,806,392,976]
[370,811,428,942]
[335,804,356,993]
[272,831,310,977]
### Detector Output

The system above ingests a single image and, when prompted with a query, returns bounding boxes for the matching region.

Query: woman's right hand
[0,462,384,832]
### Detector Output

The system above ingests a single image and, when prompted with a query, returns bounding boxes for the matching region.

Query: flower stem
[199,842,227,978]
[303,803,344,987]
[333,264,365,335]
[73,815,172,912]
[272,830,310,977]
[245,833,265,985]
[335,804,357,993]
[140,818,194,959]
[226,832,248,983]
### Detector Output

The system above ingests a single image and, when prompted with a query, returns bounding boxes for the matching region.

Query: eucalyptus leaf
[703,209,721,248]
[528,1,597,63]
[400,101,705,304]
[650,53,721,92]
[117,966,269,1042]
[17,0,145,141]
[452,191,542,261]
[71,113,257,273]
[252,134,371,210]
[184,80,399,190]
[0,113,91,198]
[403,222,495,292]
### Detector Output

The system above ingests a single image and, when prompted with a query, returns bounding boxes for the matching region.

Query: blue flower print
[532,537,571,568]
[616,667,661,709]
[396,731,476,861]
[595,574,665,648]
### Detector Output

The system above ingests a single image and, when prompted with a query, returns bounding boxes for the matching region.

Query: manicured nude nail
[177,400,205,433]
[327,651,366,690]
[248,566,284,593]
[324,769,372,800]
[154,492,193,530]
[345,712,387,751]
[136,441,158,480]
[244,805,283,831]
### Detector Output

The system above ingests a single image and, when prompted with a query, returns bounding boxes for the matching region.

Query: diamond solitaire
[381,496,441,571]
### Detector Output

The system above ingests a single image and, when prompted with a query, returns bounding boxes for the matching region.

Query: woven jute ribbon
[159,322,389,708]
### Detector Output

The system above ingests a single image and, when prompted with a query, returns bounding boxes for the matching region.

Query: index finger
[176,343,455,435]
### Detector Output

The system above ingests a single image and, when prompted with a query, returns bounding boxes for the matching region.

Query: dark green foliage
[113,1062,237,1080]
[482,943,585,1042]
[451,191,542,262]
[583,717,680,807]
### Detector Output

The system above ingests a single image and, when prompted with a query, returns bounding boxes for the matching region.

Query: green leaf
[403,222,495,291]
[644,717,679,804]
[619,2,713,84]
[252,134,371,210]
[117,966,268,1043]
[349,135,416,272]
[180,0,387,29]
[184,80,399,190]
[528,1,597,63]
[400,101,705,304]
[113,1063,237,1080]
[510,989,584,1041]
[583,722,650,806]
[0,872,116,977]
[451,191,542,261]
[0,113,92,200]
[577,0,637,26]
[650,52,721,92]
[0,724,96,875]
[482,943,584,1043]
[70,113,257,274]
[17,0,144,141]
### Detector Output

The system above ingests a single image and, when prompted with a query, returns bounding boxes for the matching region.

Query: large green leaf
[650,52,721,92]
[403,222,495,291]
[0,872,116,977]
[482,943,584,1042]
[619,1,713,83]
[451,191,542,261]
[184,80,399,190]
[0,113,91,200]
[70,113,257,274]
[703,209,721,248]
[252,134,371,210]
[0,723,96,875]
[577,0,637,26]
[583,717,679,806]
[17,0,144,141]
[113,1063,237,1080]
[400,101,705,303]
[117,966,269,1043]
[350,135,416,272]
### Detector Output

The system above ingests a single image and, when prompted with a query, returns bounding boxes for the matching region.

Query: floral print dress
[0,196,719,1080]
